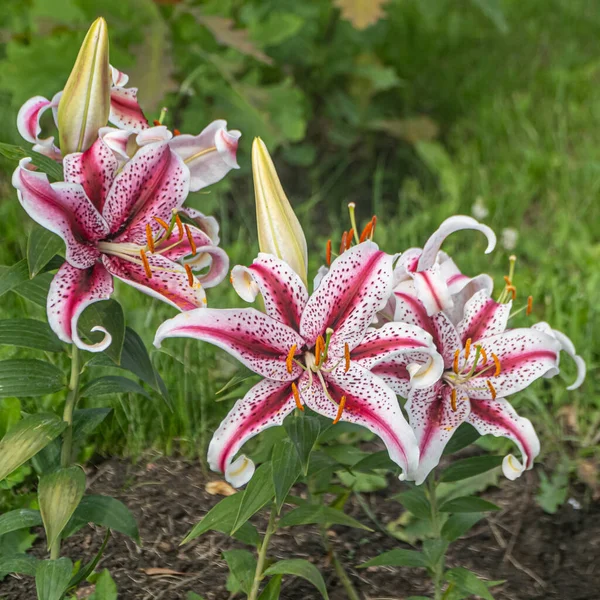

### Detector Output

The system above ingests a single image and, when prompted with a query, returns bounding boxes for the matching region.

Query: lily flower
[154,244,443,486]
[380,288,584,484]
[12,135,229,352]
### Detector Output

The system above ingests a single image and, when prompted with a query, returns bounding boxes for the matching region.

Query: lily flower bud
[252,137,308,284]
[57,17,111,154]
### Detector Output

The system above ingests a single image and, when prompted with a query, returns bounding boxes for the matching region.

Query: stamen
[158,107,168,125]
[491,353,501,377]
[503,275,512,286]
[450,388,457,412]
[333,395,347,425]
[347,202,360,244]
[154,216,170,234]
[184,264,194,287]
[359,221,373,243]
[344,343,350,373]
[486,380,497,400]
[480,346,488,365]
[139,249,153,279]
[465,338,472,361]
[185,225,197,255]
[346,228,354,250]
[453,349,460,374]
[173,129,181,136]
[326,239,332,266]
[339,231,348,255]
[152,119,161,126]
[145,224,155,252]
[527,295,533,316]
[291,382,304,411]
[323,328,333,363]
[286,345,297,374]
[506,285,517,300]
[175,214,184,240]
[370,216,377,239]
[314,335,325,367]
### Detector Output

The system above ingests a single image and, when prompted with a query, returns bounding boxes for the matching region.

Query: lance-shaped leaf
[0,413,66,481]
[35,558,73,600]
[57,18,111,154]
[252,137,308,284]
[39,466,86,549]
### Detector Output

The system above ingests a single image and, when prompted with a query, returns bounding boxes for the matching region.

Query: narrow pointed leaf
[0,509,43,537]
[0,260,30,298]
[0,553,39,577]
[231,462,274,534]
[439,496,500,513]
[71,408,112,445]
[284,415,320,475]
[0,413,66,481]
[393,487,431,520]
[28,229,64,279]
[80,376,150,399]
[0,142,63,180]
[263,559,329,599]
[39,466,86,549]
[35,557,73,600]
[441,512,485,542]
[279,504,371,531]
[223,549,257,595]
[444,567,495,600]
[443,423,480,455]
[0,319,63,352]
[359,549,428,568]
[0,359,64,398]
[258,575,282,600]
[439,455,503,483]
[67,530,111,589]
[272,438,302,512]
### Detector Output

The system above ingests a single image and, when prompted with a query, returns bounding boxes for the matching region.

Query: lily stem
[50,345,81,561]
[428,476,445,600]
[320,526,361,600]
[248,503,278,600]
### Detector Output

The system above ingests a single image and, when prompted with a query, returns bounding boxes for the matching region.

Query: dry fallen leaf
[142,567,192,577]
[577,458,600,500]
[557,404,580,435]
[206,479,237,496]
[334,0,389,30]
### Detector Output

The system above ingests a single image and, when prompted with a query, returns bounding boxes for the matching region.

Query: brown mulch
[0,457,598,599]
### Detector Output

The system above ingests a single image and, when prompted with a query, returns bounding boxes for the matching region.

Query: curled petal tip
[224,455,256,488]
[502,454,525,481]
[231,265,260,302]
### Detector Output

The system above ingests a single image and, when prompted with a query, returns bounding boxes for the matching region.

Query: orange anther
[145,223,155,252]
[333,395,347,425]
[450,388,457,412]
[480,346,488,365]
[153,119,161,126]
[153,216,170,234]
[491,353,501,377]
[486,380,497,400]
[339,231,348,255]
[185,224,197,255]
[506,285,517,300]
[314,335,325,367]
[173,129,181,136]
[184,263,194,287]
[503,275,512,286]
[370,215,377,236]
[453,349,460,374]
[175,214,184,240]
[359,221,373,243]
[344,343,351,373]
[465,338,472,361]
[139,249,152,279]
[291,382,304,411]
[326,239,332,266]
[286,344,297,374]
[345,228,354,250]
[526,295,533,316]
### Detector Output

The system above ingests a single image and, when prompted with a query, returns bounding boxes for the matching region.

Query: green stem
[428,477,444,600]
[321,527,361,600]
[248,504,278,600]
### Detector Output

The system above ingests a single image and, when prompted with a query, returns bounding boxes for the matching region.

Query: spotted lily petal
[412,263,454,316]
[17,93,61,146]
[406,383,470,485]
[303,362,419,480]
[109,86,149,132]
[98,126,136,163]
[418,215,496,271]
[458,290,511,344]
[532,322,586,390]
[169,120,241,192]
[301,241,393,354]
[12,158,108,269]
[207,378,296,487]
[371,351,442,396]
[154,308,305,381]
[47,262,114,352]
[231,253,309,330]
[467,397,540,480]
[136,126,173,147]
[102,252,206,312]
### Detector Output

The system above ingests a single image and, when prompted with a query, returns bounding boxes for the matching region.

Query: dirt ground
[1,457,598,600]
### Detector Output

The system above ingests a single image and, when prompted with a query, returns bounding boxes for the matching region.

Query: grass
[0,0,597,482]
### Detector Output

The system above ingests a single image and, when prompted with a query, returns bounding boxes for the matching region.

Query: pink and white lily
[381,288,585,484]
[12,135,229,352]
[154,244,443,486]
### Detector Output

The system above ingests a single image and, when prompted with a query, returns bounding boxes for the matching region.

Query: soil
[1,457,598,600]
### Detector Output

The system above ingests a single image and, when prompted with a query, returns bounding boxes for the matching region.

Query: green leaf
[0,397,21,438]
[80,376,150,399]
[79,300,125,365]
[10,271,54,307]
[393,487,431,520]
[0,319,63,353]
[181,493,259,546]
[88,568,118,600]
[441,512,485,542]
[284,415,320,474]
[68,529,111,589]
[0,260,30,298]
[443,423,480,455]
[39,466,86,549]
[0,508,43,537]
[67,495,139,542]
[27,229,64,279]
[0,143,64,181]
[0,553,39,577]
[71,408,112,445]
[0,359,65,398]
[223,549,257,595]
[0,413,66,481]
[232,462,275,534]
[186,594,205,600]
[35,557,73,600]
[258,575,282,600]
[351,450,399,473]
[279,504,371,531]
[423,539,449,570]
[439,496,499,513]
[359,549,428,568]
[445,567,495,600]
[263,559,328,599]
[439,455,503,483]
[272,438,302,513]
